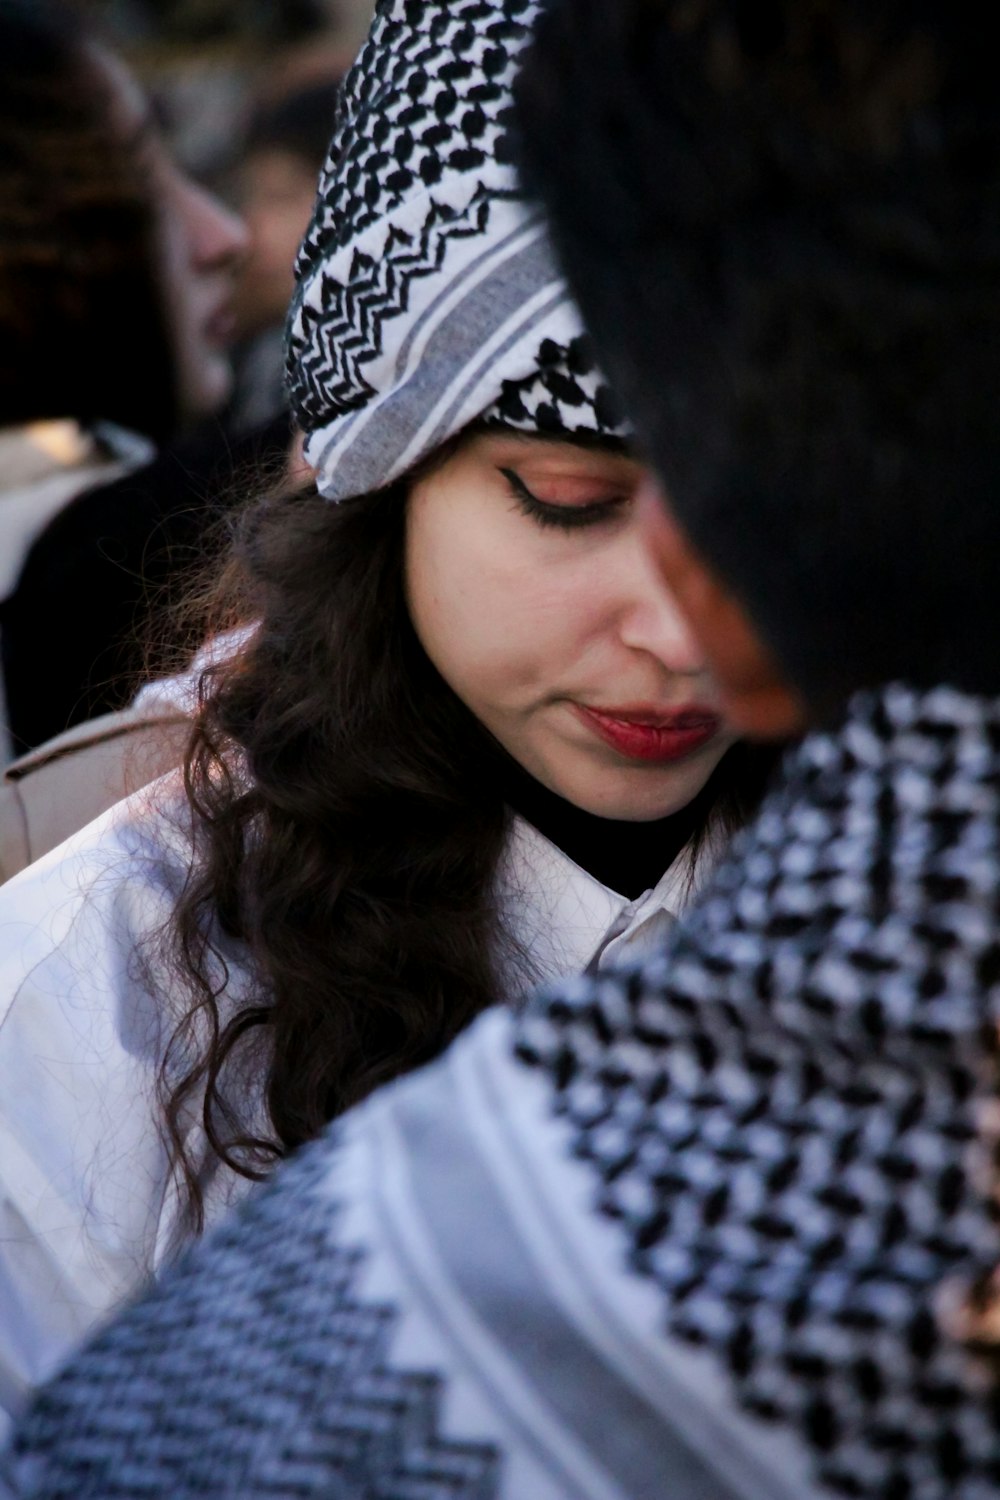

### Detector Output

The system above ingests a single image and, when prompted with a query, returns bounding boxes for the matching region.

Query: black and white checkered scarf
[518,682,1000,1497]
[285,0,630,502]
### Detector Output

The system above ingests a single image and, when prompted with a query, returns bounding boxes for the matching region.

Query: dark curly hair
[0,0,179,439]
[159,443,778,1229]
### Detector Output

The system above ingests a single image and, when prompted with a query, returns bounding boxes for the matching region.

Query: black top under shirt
[497,751,730,901]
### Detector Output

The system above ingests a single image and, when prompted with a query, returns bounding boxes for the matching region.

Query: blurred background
[0,0,376,760]
[88,0,372,177]
[84,0,376,426]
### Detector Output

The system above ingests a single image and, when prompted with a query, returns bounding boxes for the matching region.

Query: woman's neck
[498,752,724,900]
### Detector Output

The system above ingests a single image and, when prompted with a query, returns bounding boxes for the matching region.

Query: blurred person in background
[93,0,337,48]
[226,74,343,430]
[0,0,300,762]
[0,18,341,878]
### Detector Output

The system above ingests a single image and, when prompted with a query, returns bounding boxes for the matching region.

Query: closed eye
[499,467,628,531]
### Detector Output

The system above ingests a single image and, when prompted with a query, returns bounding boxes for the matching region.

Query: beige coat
[0,707,190,884]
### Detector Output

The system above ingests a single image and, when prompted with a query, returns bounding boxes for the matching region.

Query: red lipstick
[574,704,722,763]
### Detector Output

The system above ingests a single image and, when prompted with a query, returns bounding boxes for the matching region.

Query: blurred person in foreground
[0,0,259,759]
[4,2,1000,1498]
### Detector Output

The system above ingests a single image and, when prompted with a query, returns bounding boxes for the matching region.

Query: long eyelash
[498,467,623,531]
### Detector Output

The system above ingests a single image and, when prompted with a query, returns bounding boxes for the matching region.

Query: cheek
[155,215,187,316]
[405,507,583,708]
[157,212,207,368]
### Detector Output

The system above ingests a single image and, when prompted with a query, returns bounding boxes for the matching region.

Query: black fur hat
[516,0,1000,721]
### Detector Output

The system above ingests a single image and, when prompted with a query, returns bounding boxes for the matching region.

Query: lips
[574,703,722,763]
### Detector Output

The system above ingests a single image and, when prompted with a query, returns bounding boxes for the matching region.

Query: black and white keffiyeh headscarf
[285,0,629,502]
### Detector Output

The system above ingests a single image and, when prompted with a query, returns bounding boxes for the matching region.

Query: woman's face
[405,431,738,821]
[232,148,321,339]
[150,148,249,421]
[103,54,249,423]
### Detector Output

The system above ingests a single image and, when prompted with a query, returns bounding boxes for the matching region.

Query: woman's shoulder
[0,770,193,1028]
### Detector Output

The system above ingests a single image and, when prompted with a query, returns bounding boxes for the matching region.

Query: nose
[177,173,250,272]
[616,482,707,676]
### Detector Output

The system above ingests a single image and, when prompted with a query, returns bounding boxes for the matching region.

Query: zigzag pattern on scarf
[10,1139,500,1500]
[290,189,501,429]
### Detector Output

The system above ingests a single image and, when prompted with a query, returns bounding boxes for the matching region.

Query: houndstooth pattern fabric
[285,0,629,502]
[481,333,627,439]
[6,1137,499,1500]
[518,683,1000,1499]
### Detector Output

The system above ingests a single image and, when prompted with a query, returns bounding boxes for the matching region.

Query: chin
[558,772,703,823]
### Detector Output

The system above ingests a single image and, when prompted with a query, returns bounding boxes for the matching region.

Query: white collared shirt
[501,812,721,994]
